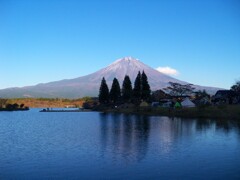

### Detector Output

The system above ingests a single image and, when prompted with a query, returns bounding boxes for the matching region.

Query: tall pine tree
[133,71,142,104]
[109,78,121,104]
[141,71,151,101]
[98,77,109,104]
[122,75,133,103]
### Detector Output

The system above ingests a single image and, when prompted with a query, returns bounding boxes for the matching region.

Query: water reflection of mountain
[99,113,150,162]
[150,117,197,155]
[99,113,240,162]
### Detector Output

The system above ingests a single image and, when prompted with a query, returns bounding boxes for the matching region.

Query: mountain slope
[0,57,221,98]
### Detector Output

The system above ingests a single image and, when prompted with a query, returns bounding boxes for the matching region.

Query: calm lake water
[0,109,240,179]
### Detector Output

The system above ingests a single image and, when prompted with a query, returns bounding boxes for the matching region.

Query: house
[151,90,170,102]
[193,96,211,106]
[212,90,239,105]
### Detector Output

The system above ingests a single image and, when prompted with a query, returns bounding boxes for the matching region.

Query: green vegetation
[109,78,121,103]
[231,80,240,93]
[1,77,239,120]
[133,71,142,104]
[0,101,29,111]
[98,71,151,106]
[98,77,110,104]
[141,71,151,101]
[195,90,210,99]
[96,78,240,120]
[122,75,133,102]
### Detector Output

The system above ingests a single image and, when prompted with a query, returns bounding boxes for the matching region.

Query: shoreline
[96,105,240,120]
[39,108,91,112]
[0,108,29,112]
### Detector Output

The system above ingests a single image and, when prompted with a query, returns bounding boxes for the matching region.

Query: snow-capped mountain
[0,57,221,98]
[95,56,186,90]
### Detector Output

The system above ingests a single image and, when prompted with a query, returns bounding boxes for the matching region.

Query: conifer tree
[141,71,151,101]
[133,71,142,104]
[98,77,109,104]
[122,75,133,102]
[109,78,121,104]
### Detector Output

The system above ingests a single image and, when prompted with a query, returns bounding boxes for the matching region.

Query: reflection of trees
[99,113,109,155]
[216,120,231,133]
[132,115,150,161]
[236,122,240,136]
[99,113,150,162]
[99,113,240,162]
[195,119,240,135]
[195,119,213,131]
[216,120,240,137]
[156,117,195,154]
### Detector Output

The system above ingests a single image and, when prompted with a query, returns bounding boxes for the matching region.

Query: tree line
[0,99,29,111]
[98,71,151,105]
[231,81,240,93]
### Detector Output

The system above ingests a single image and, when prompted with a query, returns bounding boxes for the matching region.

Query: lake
[0,109,239,179]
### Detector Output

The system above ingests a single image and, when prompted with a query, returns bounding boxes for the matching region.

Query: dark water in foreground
[0,109,239,179]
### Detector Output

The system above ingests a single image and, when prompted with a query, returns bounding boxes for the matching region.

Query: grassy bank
[6,98,87,108]
[99,105,240,120]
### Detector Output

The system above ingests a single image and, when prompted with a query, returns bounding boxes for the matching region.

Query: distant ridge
[0,57,221,98]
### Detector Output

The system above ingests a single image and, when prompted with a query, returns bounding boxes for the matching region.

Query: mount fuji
[0,57,220,98]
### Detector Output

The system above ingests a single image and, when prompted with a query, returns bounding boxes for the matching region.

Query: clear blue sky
[0,0,239,89]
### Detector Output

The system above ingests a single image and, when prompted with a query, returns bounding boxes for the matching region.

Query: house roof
[215,90,237,97]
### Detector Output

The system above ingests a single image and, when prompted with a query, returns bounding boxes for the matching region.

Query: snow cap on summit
[122,56,138,61]
[114,56,139,63]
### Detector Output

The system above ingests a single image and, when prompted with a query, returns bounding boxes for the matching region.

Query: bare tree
[164,82,195,96]
[0,98,8,108]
